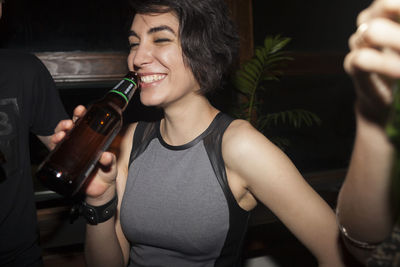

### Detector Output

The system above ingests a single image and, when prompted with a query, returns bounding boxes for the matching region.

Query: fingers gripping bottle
[36,72,138,198]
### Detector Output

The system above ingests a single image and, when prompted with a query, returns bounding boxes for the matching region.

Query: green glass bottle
[36,72,138,197]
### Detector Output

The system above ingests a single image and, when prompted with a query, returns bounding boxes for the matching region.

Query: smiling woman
[48,1,348,267]
[127,12,200,108]
[128,1,239,94]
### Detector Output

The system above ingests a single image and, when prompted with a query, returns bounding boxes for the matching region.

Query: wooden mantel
[36,52,129,84]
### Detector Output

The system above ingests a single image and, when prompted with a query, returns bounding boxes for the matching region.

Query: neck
[160,95,219,146]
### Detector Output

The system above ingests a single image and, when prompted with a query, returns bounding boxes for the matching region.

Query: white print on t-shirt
[0,98,20,179]
[0,111,12,136]
[0,98,18,136]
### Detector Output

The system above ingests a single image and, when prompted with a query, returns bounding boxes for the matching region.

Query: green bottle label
[109,77,138,103]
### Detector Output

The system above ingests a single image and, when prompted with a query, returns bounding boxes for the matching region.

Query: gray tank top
[120,113,250,267]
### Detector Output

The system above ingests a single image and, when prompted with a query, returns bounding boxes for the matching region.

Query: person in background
[338,0,400,265]
[54,0,346,266]
[0,1,69,266]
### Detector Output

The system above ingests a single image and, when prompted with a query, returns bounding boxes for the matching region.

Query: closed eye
[129,42,139,49]
[154,38,171,43]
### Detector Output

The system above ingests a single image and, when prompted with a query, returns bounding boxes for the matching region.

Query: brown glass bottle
[36,72,138,197]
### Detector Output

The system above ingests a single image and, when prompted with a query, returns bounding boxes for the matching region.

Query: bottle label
[109,77,137,103]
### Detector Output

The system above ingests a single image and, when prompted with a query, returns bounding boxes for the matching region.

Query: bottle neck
[106,75,138,111]
[105,92,129,111]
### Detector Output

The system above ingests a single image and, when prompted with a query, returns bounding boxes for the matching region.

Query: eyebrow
[128,25,176,38]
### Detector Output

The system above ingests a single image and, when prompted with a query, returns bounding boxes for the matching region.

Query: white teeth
[140,74,165,83]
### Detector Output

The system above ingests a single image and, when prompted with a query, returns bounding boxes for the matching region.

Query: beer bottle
[36,72,139,197]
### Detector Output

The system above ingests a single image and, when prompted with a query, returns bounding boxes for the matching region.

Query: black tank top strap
[203,113,250,267]
[203,113,235,202]
[129,121,159,166]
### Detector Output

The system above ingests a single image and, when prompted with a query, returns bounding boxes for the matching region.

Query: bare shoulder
[222,121,342,265]
[223,119,269,144]
[222,119,282,169]
[222,118,302,190]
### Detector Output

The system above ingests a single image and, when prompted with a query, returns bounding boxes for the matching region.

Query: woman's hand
[344,0,400,125]
[52,105,118,204]
[50,105,87,147]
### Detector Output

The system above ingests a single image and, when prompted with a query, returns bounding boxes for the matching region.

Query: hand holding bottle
[51,105,119,203]
[50,105,87,148]
[37,72,138,198]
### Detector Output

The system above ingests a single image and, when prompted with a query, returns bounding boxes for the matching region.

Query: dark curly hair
[129,0,239,94]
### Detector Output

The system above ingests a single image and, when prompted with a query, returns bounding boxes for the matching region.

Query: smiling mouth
[140,74,166,84]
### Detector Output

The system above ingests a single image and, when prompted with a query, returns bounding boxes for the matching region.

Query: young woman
[54,0,344,266]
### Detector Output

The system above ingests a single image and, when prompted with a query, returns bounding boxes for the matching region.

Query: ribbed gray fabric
[120,137,230,267]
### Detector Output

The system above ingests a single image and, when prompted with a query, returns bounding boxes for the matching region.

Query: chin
[139,92,163,107]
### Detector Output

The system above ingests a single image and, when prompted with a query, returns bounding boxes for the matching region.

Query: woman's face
[127,11,200,108]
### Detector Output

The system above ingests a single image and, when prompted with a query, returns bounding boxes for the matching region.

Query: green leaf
[233,78,253,95]
[252,59,264,72]
[246,61,262,75]
[244,65,260,81]
[268,38,291,54]
[261,76,279,82]
[258,109,321,129]
[255,49,265,62]
[237,69,257,84]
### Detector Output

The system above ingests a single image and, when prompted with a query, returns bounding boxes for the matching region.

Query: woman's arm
[337,111,395,262]
[85,183,125,267]
[52,106,136,267]
[222,120,344,267]
[337,0,400,262]
[37,105,88,150]
[84,123,137,267]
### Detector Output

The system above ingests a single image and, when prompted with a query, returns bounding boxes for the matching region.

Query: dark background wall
[249,0,373,172]
[0,0,131,52]
[0,0,372,53]
[253,0,371,52]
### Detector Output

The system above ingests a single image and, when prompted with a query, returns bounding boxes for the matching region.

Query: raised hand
[344,0,400,125]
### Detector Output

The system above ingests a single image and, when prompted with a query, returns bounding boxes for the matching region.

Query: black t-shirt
[0,50,68,265]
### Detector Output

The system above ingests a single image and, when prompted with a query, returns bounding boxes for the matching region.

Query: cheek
[154,47,198,88]
[127,52,135,71]
[156,46,186,71]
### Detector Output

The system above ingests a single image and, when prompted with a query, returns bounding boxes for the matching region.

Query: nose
[129,43,153,71]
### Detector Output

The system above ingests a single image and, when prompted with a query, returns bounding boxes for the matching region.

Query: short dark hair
[129,0,239,94]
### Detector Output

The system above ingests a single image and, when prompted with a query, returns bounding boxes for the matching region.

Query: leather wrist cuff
[81,194,118,225]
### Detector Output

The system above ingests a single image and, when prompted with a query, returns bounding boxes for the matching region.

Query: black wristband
[81,194,118,225]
